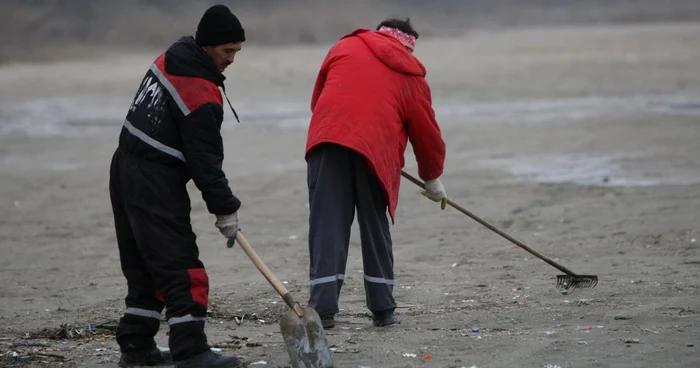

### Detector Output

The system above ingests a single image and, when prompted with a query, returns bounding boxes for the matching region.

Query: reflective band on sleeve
[309,274,345,286]
[149,64,191,115]
[123,119,186,162]
[125,307,162,319]
[364,275,394,285]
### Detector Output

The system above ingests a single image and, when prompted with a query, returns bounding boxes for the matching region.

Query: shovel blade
[279,306,334,368]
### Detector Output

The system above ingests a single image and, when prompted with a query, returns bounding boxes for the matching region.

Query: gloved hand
[421,178,447,210]
[215,212,240,243]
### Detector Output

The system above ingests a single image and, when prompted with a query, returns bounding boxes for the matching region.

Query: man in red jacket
[304,18,448,329]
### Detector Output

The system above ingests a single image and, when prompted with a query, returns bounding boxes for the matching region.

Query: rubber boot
[174,350,244,368]
[118,346,172,367]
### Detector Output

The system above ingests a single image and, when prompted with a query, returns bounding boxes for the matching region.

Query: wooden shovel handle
[228,232,305,317]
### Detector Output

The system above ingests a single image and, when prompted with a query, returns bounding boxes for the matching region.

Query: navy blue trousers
[306,143,396,317]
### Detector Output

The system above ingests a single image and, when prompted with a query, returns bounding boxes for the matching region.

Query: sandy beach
[1,21,699,367]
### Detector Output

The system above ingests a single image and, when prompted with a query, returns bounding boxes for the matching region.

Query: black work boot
[118,346,172,367]
[174,350,244,368]
[319,314,335,329]
[372,311,399,327]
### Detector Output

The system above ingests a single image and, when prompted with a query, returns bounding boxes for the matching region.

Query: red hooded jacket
[305,29,446,223]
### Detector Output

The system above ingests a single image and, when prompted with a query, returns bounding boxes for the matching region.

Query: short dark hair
[376,17,419,39]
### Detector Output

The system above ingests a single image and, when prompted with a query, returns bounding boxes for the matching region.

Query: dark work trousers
[306,143,396,317]
[109,149,210,361]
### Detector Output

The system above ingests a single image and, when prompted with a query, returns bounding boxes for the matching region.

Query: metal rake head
[556,275,598,291]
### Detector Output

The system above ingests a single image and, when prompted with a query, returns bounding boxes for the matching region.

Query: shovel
[227,232,334,368]
[401,170,598,292]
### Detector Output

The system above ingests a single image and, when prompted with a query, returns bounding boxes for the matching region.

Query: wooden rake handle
[401,170,578,277]
[227,232,305,317]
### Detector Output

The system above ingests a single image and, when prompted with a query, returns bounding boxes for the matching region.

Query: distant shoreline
[3,19,700,66]
[3,0,700,64]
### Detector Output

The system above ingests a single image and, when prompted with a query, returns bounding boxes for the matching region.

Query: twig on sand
[210,343,243,350]
[26,352,69,360]
[8,342,52,348]
[396,304,417,309]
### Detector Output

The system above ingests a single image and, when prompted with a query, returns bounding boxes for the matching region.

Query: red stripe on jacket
[154,54,223,112]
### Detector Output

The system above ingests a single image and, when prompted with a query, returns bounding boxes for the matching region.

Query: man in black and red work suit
[109,4,246,368]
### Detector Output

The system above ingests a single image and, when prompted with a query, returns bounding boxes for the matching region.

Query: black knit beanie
[195,4,246,46]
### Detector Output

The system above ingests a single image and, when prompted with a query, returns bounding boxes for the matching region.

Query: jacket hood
[348,29,426,77]
[164,36,225,86]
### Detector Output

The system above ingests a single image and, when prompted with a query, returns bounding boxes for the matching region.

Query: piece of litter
[578,341,588,344]
[251,361,268,365]
[687,342,695,347]
[288,235,298,240]
[7,352,26,362]
[544,330,556,335]
[282,280,289,285]
[402,353,417,358]
[472,327,480,332]
[621,338,640,344]
[210,347,222,352]
[422,354,433,361]
[451,263,458,267]
[691,238,696,243]
[96,348,106,351]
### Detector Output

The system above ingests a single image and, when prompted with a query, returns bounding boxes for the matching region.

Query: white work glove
[215,212,240,241]
[422,178,447,210]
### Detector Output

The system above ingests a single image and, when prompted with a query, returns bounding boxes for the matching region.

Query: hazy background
[1,2,700,366]
[3,0,700,62]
